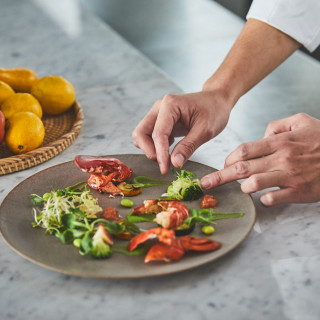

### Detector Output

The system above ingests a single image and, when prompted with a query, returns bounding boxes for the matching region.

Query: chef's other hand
[201,113,320,206]
[132,90,233,174]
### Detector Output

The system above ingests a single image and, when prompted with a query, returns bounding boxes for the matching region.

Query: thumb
[170,127,207,167]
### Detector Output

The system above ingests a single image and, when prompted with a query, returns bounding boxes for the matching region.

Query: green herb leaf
[131,176,170,188]
[61,214,77,228]
[179,169,195,178]
[185,209,244,227]
[126,211,156,224]
[58,229,74,244]
[29,194,44,205]
[80,231,93,255]
[69,228,86,238]
[112,243,149,256]
[119,220,142,236]
[90,218,125,234]
[69,207,86,218]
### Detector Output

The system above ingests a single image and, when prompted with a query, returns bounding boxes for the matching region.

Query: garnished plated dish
[30,155,244,264]
[0,154,256,278]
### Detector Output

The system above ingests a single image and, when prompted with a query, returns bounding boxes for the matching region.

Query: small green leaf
[120,220,142,236]
[126,213,155,224]
[112,243,148,256]
[29,194,44,205]
[80,231,93,255]
[180,169,195,178]
[90,219,125,234]
[59,229,74,244]
[61,214,77,228]
[103,220,126,234]
[131,176,170,188]
[185,209,244,226]
[69,207,86,218]
[70,228,86,238]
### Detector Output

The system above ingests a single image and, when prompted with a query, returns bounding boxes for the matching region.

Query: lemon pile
[0,68,75,154]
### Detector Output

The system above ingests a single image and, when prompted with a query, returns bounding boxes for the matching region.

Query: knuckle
[261,193,276,206]
[241,175,260,193]
[211,171,224,186]
[152,129,168,145]
[162,94,176,105]
[249,175,261,191]
[180,140,197,155]
[155,98,162,106]
[131,129,138,141]
[151,130,159,141]
[279,151,295,168]
[266,120,276,132]
[287,167,299,177]
[237,143,250,159]
[205,126,216,140]
[295,112,308,121]
[234,161,250,176]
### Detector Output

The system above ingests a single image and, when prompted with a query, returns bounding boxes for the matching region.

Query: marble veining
[0,1,320,320]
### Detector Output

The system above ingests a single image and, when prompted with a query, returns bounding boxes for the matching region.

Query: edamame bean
[121,199,134,208]
[73,238,81,248]
[201,225,215,235]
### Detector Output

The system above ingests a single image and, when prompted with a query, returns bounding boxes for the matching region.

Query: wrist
[202,74,241,111]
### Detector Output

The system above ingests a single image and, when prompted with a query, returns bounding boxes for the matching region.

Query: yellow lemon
[0,81,15,106]
[5,111,45,154]
[31,76,75,115]
[1,93,42,119]
[0,67,38,93]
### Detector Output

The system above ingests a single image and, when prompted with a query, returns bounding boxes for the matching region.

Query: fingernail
[174,154,185,167]
[201,176,212,189]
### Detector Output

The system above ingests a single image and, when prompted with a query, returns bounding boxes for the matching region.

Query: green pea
[121,199,134,208]
[73,238,82,248]
[201,225,215,235]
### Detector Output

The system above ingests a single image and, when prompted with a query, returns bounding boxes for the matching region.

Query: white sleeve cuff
[247,0,320,52]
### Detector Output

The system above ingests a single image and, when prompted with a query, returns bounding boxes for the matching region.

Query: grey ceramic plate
[0,154,256,278]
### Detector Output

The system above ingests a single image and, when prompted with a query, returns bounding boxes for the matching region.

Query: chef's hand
[201,113,320,206]
[132,90,233,174]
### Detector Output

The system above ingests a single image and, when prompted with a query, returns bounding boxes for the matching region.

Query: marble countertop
[1,1,320,320]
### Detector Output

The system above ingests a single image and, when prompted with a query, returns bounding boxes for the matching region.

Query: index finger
[224,137,275,168]
[152,95,181,174]
[132,100,162,161]
[201,153,274,189]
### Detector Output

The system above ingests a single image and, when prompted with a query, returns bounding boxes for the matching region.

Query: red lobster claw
[128,227,222,263]
[127,227,175,252]
[74,155,133,182]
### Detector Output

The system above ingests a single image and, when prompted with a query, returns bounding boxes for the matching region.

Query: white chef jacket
[247,0,320,52]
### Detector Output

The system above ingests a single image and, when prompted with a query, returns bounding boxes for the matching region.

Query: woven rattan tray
[0,101,83,175]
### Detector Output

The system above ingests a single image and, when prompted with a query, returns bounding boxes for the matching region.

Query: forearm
[202,18,300,106]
